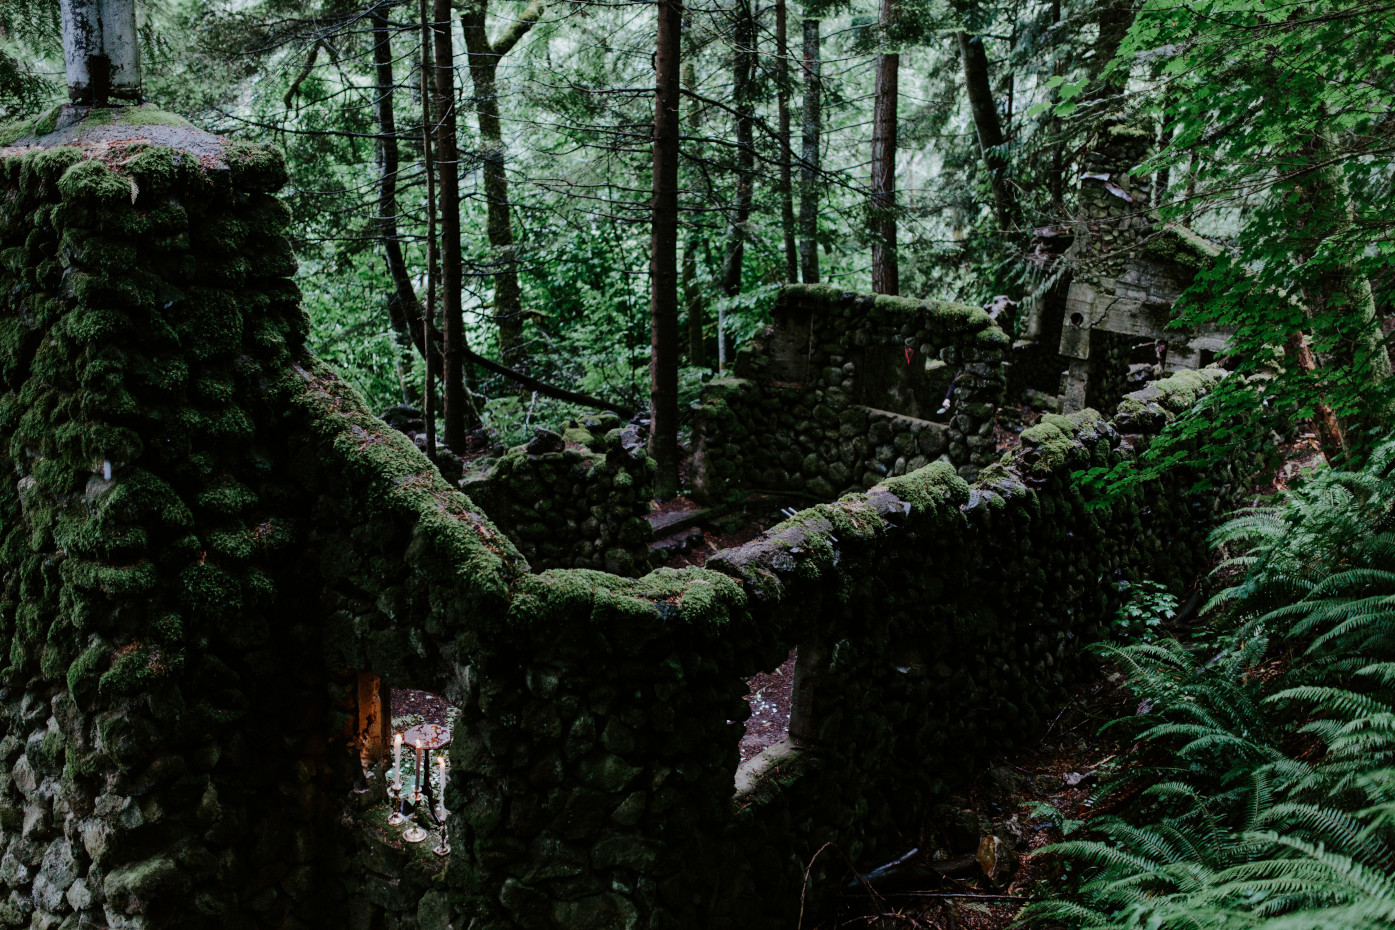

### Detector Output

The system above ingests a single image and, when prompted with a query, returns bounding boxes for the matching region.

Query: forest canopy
[5,0,1388,489]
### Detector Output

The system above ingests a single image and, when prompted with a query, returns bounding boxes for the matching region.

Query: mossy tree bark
[651,0,684,499]
[460,0,544,371]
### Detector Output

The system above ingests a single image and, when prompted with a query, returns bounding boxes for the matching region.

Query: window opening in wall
[739,649,796,764]
[357,677,455,857]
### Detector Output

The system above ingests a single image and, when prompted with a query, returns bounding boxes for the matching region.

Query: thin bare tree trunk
[721,0,756,300]
[1047,0,1064,210]
[418,0,439,458]
[370,4,420,404]
[460,0,543,370]
[433,0,478,445]
[682,58,707,366]
[1288,333,1346,463]
[958,32,1017,233]
[651,0,684,498]
[870,0,898,295]
[799,18,821,284]
[775,0,797,281]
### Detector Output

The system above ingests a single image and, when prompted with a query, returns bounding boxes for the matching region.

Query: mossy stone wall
[447,368,1247,930]
[0,113,365,928]
[0,108,525,930]
[461,417,655,577]
[693,285,1008,502]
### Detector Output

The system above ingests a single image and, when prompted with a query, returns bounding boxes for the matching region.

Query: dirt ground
[809,673,1130,930]
[739,650,797,763]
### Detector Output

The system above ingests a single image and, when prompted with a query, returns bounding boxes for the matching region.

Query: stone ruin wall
[458,415,655,577]
[692,286,1009,502]
[1051,124,1233,415]
[0,112,373,930]
[457,367,1243,930]
[0,107,1252,930]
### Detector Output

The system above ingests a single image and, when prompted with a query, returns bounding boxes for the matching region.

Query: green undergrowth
[1021,440,1395,930]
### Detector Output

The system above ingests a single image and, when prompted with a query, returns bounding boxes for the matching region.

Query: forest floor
[809,672,1131,930]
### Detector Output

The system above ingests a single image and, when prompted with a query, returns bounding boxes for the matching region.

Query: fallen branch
[461,348,634,418]
[887,892,1032,901]
[385,279,634,419]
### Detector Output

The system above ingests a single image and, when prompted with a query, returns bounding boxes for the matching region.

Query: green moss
[1106,123,1151,141]
[118,107,194,130]
[223,141,289,192]
[883,461,970,514]
[0,106,60,146]
[507,566,744,637]
[62,559,158,598]
[57,159,133,209]
[179,561,243,617]
[26,146,83,186]
[1141,224,1223,272]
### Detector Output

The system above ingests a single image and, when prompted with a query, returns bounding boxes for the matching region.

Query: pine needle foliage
[1021,441,1395,930]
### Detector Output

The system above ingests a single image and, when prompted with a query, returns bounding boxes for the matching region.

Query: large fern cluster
[1022,442,1395,930]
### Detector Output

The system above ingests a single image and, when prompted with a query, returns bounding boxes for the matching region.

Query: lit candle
[392,733,403,790]
[436,755,448,819]
[414,741,425,797]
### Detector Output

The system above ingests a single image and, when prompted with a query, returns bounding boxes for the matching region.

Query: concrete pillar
[60,0,142,105]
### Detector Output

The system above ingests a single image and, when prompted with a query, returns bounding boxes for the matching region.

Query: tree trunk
[1091,0,1133,99]
[721,0,756,300]
[650,0,684,499]
[60,0,142,104]
[775,0,797,282]
[460,0,543,370]
[799,18,821,284]
[1288,332,1347,463]
[370,4,418,404]
[1047,0,1064,210]
[870,0,898,295]
[683,58,706,366]
[419,0,439,458]
[433,0,477,445]
[1291,131,1393,455]
[957,31,1017,233]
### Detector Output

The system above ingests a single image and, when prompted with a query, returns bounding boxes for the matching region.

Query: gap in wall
[739,648,796,764]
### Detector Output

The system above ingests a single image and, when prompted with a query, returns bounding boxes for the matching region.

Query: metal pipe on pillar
[60,0,142,106]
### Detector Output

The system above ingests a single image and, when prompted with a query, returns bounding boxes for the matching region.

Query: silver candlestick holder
[401,788,429,843]
[432,803,450,856]
[386,776,407,827]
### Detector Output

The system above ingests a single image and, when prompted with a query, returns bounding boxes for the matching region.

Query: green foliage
[1083,0,1395,487]
[1023,441,1395,930]
[1109,580,1177,644]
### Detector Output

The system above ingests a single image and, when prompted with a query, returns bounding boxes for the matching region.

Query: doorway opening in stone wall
[735,649,796,768]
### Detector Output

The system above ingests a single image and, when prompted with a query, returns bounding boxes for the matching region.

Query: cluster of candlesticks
[387,733,450,856]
